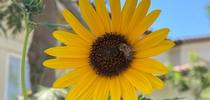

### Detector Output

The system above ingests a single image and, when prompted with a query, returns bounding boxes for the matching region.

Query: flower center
[89,33,134,77]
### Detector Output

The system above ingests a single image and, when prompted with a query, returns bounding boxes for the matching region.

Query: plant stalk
[21,12,31,100]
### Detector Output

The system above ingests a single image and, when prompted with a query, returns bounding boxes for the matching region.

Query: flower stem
[21,12,31,100]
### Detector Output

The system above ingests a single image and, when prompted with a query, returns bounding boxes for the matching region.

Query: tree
[207,4,210,18]
[28,0,58,89]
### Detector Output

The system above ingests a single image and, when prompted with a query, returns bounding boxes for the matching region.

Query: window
[6,54,31,100]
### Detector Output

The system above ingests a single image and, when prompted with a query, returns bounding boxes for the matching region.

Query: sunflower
[43,0,175,99]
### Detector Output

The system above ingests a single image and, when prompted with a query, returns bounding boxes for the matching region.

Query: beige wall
[179,40,210,65]
[156,39,210,66]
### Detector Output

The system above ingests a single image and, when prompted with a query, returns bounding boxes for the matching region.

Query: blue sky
[120,0,210,39]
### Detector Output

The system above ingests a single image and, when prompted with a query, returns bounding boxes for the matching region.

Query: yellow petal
[95,0,111,33]
[93,78,109,100]
[129,10,161,44]
[135,40,175,58]
[131,58,168,75]
[66,69,97,99]
[119,75,138,100]
[134,28,169,50]
[52,67,90,88]
[142,72,164,89]
[120,0,137,34]
[79,0,105,35]
[44,46,89,58]
[92,78,104,100]
[52,31,89,47]
[110,77,121,100]
[78,77,100,100]
[63,9,95,43]
[109,0,121,32]
[126,0,151,34]
[123,68,153,94]
[43,58,88,69]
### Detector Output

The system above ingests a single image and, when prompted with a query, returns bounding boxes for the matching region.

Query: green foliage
[164,97,185,100]
[0,0,71,36]
[200,87,210,100]
[0,1,23,35]
[0,0,44,35]
[165,53,210,100]
[207,4,210,17]
[138,95,151,100]
[166,65,190,92]
[21,0,44,14]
